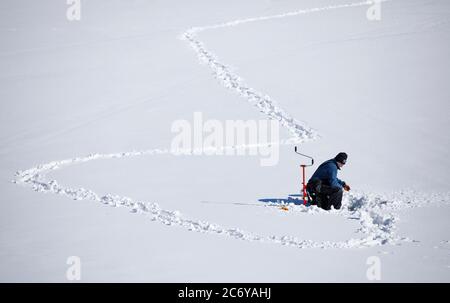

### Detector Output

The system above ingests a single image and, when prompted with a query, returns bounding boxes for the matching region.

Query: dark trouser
[318,185,343,210]
[307,180,343,210]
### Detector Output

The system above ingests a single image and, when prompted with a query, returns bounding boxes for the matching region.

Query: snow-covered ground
[1,0,449,282]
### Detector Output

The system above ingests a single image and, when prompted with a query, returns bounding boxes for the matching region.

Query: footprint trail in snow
[13,0,450,249]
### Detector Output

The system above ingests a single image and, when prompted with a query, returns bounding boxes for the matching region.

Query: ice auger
[294,146,314,205]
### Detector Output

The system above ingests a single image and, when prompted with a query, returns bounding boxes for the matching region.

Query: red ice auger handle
[294,146,314,166]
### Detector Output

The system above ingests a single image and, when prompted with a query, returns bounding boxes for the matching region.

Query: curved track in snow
[14,0,449,249]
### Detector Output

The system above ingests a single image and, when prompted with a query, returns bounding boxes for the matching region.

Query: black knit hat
[335,152,348,164]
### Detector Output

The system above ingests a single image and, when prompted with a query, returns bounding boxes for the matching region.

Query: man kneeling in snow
[306,152,350,210]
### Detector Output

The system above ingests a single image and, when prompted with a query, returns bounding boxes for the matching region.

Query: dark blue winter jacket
[308,159,345,189]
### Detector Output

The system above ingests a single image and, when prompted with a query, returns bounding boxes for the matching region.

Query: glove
[343,184,351,192]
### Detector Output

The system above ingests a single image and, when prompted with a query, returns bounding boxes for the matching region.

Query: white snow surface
[1,0,450,282]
